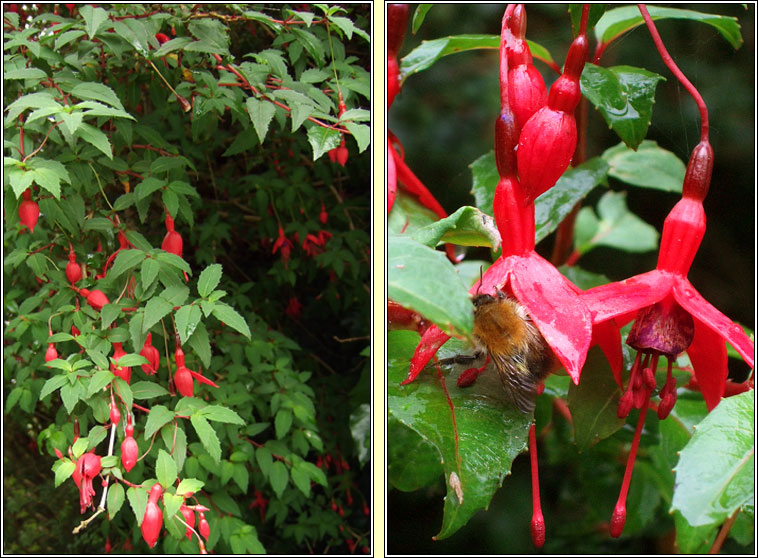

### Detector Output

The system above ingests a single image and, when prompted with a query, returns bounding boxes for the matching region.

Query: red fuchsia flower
[73,451,102,514]
[110,342,131,384]
[249,488,269,523]
[180,503,195,540]
[173,347,219,398]
[285,296,303,320]
[18,188,39,233]
[121,413,138,472]
[109,392,121,426]
[75,287,110,311]
[198,511,210,540]
[407,6,617,390]
[319,202,329,225]
[155,32,170,45]
[272,225,293,268]
[45,342,58,362]
[161,214,183,257]
[66,245,82,284]
[141,483,163,549]
[140,333,160,375]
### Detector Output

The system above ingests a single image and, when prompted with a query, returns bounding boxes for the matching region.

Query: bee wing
[490,351,538,414]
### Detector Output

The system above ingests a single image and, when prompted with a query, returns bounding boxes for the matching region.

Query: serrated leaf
[411,205,500,250]
[145,405,176,439]
[673,391,754,526]
[175,304,202,345]
[274,409,293,439]
[269,461,289,498]
[198,264,223,298]
[602,140,686,192]
[306,125,341,161]
[79,5,110,40]
[141,257,160,290]
[142,296,174,333]
[388,331,532,539]
[127,486,148,526]
[54,460,76,487]
[107,249,145,281]
[71,82,124,111]
[290,461,311,497]
[388,235,473,338]
[344,121,370,153]
[186,322,211,369]
[86,369,115,398]
[156,449,178,488]
[176,478,205,497]
[100,303,121,330]
[199,405,245,425]
[246,97,276,143]
[131,381,169,400]
[77,122,113,159]
[211,303,251,339]
[107,482,125,519]
[40,374,69,400]
[162,492,184,522]
[191,414,221,463]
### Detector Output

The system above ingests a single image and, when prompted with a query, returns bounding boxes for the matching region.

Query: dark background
[388,3,755,554]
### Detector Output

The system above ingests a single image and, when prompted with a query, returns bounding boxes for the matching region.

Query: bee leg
[436,350,486,367]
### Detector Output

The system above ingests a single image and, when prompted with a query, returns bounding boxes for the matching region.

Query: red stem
[579,4,589,37]
[529,423,545,548]
[637,4,709,141]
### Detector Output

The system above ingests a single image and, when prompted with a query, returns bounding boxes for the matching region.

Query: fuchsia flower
[406,6,619,387]
[73,451,102,514]
[272,225,293,268]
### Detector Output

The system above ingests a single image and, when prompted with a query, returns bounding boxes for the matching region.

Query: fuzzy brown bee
[439,290,553,413]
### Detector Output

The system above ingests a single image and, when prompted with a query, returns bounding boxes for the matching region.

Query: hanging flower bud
[110,342,132,384]
[75,451,102,514]
[141,483,164,549]
[77,288,110,311]
[45,342,58,362]
[328,147,338,163]
[121,416,138,472]
[336,137,348,167]
[18,189,40,233]
[66,248,83,284]
[198,511,210,540]
[506,4,547,131]
[319,202,328,224]
[140,333,160,375]
[180,504,195,540]
[109,393,121,426]
[517,33,588,203]
[161,214,183,257]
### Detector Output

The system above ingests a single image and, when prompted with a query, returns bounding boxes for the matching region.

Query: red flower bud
[18,189,40,233]
[54,447,64,459]
[121,431,138,472]
[141,483,164,549]
[180,504,195,540]
[78,288,110,311]
[175,365,194,397]
[66,250,83,284]
[155,32,170,45]
[336,145,348,167]
[456,367,481,388]
[45,343,58,362]
[506,5,547,131]
[319,203,328,225]
[198,511,210,540]
[110,393,121,426]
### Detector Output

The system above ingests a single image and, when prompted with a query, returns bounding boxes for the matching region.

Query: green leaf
[156,252,191,275]
[388,235,473,338]
[72,437,89,460]
[135,177,166,201]
[269,461,289,498]
[131,381,170,400]
[344,122,370,153]
[115,354,148,368]
[198,264,223,298]
[581,64,665,149]
[186,19,230,55]
[412,5,434,34]
[191,414,222,463]
[411,205,500,250]
[142,296,173,333]
[141,257,160,290]
[79,5,110,40]
[349,403,371,468]
[672,391,754,526]
[40,374,70,400]
[100,303,121,330]
[388,331,532,539]
[144,405,176,439]
[400,35,502,80]
[60,382,82,414]
[156,449,178,489]
[107,249,145,281]
[306,125,341,161]
[594,5,742,50]
[53,460,76,487]
[4,68,47,80]
[388,417,442,491]
[246,97,276,144]
[127,486,148,526]
[290,460,311,497]
[86,369,115,398]
[574,191,659,255]
[199,405,245,425]
[162,492,184,523]
[4,92,60,125]
[113,377,133,410]
[107,482,125,519]
[186,322,211,369]
[71,82,125,111]
[175,304,202,345]
[211,302,251,339]
[602,140,686,192]
[275,409,293,439]
[77,122,113,159]
[567,348,626,450]
[176,478,205,497]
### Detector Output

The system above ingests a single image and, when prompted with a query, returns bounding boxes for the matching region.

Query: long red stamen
[529,423,545,547]
[610,398,649,537]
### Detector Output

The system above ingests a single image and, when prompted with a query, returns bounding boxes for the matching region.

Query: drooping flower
[74,451,102,514]
[121,414,138,473]
[272,225,293,268]
[110,342,131,384]
[141,483,163,548]
[140,333,160,375]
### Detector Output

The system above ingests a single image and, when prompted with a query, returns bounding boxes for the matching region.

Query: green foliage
[4,3,369,555]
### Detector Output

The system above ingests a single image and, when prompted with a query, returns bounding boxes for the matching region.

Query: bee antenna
[477,265,484,295]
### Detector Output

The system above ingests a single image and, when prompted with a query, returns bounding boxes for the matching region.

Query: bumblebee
[440,290,553,413]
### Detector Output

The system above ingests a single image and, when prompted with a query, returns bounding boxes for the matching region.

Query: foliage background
[3,3,370,554]
[388,3,754,555]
